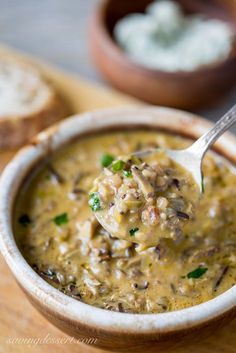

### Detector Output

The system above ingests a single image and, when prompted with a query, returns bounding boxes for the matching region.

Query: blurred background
[0,0,97,80]
[0,0,235,125]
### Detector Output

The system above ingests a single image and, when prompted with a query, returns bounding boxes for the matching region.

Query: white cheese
[114,0,234,72]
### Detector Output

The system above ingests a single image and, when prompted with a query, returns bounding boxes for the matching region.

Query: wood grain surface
[0,47,235,353]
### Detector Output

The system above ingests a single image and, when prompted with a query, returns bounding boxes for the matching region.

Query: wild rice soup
[15,130,236,314]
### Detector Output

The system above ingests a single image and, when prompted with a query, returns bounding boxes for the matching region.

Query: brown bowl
[89,0,236,109]
[0,107,236,352]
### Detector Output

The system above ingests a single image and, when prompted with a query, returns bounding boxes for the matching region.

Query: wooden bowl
[89,0,236,109]
[0,107,236,352]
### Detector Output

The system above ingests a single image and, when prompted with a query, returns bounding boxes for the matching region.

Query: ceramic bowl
[89,0,236,109]
[0,107,236,352]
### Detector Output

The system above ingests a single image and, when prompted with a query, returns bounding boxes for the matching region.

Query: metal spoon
[135,104,236,192]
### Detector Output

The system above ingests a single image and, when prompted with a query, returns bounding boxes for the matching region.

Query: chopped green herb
[129,227,139,236]
[89,192,102,211]
[112,160,125,172]
[53,213,69,226]
[123,170,132,178]
[100,153,114,167]
[187,267,208,279]
[18,214,31,227]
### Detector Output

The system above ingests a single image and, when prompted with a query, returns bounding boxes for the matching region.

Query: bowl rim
[91,0,236,78]
[0,106,236,335]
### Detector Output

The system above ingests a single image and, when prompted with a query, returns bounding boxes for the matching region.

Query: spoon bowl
[92,148,200,247]
[92,105,236,240]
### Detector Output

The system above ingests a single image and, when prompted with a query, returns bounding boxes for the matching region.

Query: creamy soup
[15,131,236,314]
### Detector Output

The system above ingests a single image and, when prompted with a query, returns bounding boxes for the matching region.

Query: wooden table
[0,45,236,353]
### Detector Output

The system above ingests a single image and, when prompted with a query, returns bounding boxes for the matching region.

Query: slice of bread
[0,57,68,149]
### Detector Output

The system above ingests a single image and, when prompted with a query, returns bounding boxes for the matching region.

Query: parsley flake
[100,153,114,168]
[123,170,132,178]
[187,267,208,279]
[89,192,102,211]
[112,160,125,172]
[53,213,69,226]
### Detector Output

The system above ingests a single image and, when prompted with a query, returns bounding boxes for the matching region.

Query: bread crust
[0,58,68,149]
[0,93,67,149]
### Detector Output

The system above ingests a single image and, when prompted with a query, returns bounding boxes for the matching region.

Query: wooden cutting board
[0,46,235,353]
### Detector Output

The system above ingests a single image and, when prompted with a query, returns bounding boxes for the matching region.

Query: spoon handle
[188,104,236,158]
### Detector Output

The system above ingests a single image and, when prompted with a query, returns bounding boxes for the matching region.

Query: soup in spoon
[90,150,199,250]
